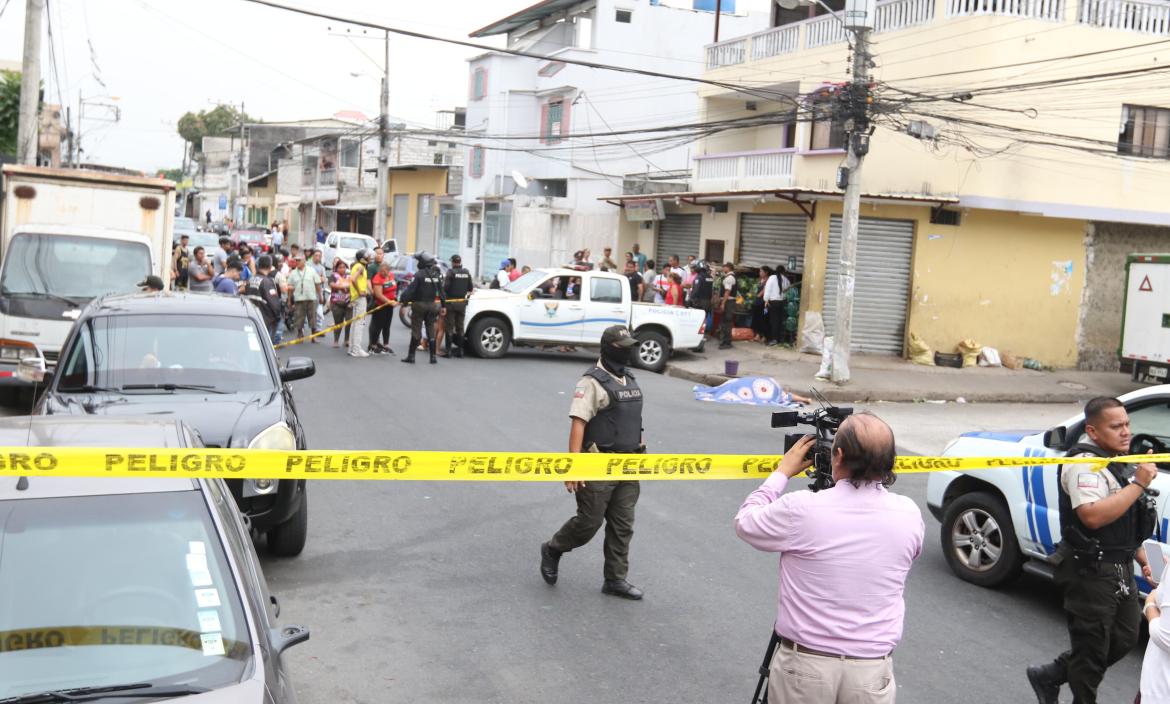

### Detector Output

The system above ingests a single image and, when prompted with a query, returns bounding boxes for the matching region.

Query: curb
[664,364,1098,404]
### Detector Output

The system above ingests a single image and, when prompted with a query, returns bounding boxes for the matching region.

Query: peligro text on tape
[0,448,1166,480]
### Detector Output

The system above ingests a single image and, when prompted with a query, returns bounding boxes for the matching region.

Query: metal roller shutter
[738,213,807,271]
[655,214,702,266]
[822,216,914,355]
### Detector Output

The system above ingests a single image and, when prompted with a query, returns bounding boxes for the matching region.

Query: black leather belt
[779,637,889,661]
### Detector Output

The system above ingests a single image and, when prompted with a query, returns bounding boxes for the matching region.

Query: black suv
[35,291,315,556]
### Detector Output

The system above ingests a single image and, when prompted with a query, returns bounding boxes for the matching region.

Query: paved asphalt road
[258,327,1143,704]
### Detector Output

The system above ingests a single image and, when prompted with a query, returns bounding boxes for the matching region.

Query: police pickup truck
[464,268,706,373]
[926,385,1170,590]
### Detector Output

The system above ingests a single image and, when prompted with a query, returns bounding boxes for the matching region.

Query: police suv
[926,385,1170,589]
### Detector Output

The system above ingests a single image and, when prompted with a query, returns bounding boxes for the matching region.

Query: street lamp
[775,0,875,384]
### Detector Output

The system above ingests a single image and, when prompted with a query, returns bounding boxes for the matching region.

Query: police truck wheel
[940,491,1023,588]
[470,318,510,358]
[268,495,308,557]
[634,331,670,373]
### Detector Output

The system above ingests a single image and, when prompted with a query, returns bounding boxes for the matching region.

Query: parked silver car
[0,416,308,703]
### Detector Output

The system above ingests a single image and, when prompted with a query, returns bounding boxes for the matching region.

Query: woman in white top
[1143,561,1170,703]
[762,267,784,347]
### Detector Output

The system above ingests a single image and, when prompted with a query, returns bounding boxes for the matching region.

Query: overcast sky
[0,0,768,172]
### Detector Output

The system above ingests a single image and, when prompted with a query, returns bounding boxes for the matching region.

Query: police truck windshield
[0,490,252,699]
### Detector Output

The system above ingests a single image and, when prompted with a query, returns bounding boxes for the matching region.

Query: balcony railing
[705,0,935,66]
[1079,0,1170,33]
[693,149,794,190]
[947,0,1064,20]
[301,168,338,187]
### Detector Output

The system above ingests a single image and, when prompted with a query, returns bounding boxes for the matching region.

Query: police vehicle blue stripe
[1029,451,1055,555]
[1022,450,1040,550]
[960,430,1038,443]
[520,317,627,328]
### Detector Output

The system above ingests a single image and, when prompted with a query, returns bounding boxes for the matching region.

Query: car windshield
[57,314,275,393]
[504,270,544,293]
[0,490,252,699]
[0,233,151,300]
[187,233,220,251]
[174,218,197,231]
[340,237,372,250]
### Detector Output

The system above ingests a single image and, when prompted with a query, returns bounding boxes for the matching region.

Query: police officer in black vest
[1027,396,1158,704]
[400,251,446,365]
[443,254,473,358]
[540,325,646,600]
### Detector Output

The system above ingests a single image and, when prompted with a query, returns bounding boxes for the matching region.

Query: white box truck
[0,165,175,385]
[1121,252,1170,384]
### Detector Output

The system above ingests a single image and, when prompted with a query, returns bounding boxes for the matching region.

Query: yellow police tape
[273,298,469,349]
[0,448,1166,481]
[0,625,246,656]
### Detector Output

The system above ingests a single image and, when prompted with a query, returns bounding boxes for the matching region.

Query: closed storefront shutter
[738,213,807,271]
[822,216,914,355]
[655,214,702,265]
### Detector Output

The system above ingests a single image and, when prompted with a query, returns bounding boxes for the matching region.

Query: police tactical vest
[581,367,643,454]
[692,275,713,303]
[447,267,473,299]
[415,267,443,302]
[1057,442,1157,562]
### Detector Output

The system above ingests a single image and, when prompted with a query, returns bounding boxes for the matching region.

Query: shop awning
[600,187,959,219]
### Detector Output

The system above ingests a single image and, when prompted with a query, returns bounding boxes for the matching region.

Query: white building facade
[459,0,765,278]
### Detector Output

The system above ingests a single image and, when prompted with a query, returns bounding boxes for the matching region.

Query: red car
[232,227,273,254]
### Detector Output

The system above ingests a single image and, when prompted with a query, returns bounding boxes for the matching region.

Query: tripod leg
[751,631,781,704]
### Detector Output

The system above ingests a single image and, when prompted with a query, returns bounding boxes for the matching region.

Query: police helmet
[415,251,437,268]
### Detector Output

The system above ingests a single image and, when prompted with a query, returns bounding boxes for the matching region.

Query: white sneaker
[348,349,370,358]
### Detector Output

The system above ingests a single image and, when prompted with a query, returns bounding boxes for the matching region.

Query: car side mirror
[16,356,47,384]
[1043,426,1067,449]
[279,357,315,382]
[269,625,309,655]
[328,241,338,248]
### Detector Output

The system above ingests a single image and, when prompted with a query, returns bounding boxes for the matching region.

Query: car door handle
[270,594,281,618]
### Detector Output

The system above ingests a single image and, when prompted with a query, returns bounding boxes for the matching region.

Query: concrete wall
[1078,221,1170,370]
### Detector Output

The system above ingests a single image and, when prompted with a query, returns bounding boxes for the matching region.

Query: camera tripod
[750,631,782,704]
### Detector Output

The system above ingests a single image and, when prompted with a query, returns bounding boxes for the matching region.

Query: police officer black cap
[601,325,639,349]
[450,254,462,265]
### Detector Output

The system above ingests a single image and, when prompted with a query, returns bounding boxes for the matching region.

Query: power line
[235,0,801,107]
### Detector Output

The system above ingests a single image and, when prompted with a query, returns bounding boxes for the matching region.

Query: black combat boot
[401,337,417,364]
[540,542,561,585]
[429,340,438,364]
[452,335,464,358]
[1025,661,1064,704]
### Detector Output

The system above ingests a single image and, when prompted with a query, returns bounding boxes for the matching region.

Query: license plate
[1147,365,1168,379]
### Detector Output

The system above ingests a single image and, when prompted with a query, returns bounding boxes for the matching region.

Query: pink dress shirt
[735,472,924,658]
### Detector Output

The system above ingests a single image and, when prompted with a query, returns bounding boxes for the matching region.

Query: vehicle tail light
[698,320,706,334]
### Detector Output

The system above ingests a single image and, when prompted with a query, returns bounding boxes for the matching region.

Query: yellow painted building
[387,166,452,253]
[614,0,1170,368]
[246,171,277,228]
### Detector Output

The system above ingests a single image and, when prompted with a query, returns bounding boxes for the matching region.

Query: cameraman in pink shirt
[736,413,924,703]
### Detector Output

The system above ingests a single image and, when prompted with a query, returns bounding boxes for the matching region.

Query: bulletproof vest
[692,274,713,301]
[580,367,643,453]
[447,267,473,299]
[415,266,443,301]
[1057,442,1157,562]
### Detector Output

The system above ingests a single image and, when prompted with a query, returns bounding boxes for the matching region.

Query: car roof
[0,416,199,500]
[87,291,260,318]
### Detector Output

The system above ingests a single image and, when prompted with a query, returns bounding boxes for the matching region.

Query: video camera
[770,390,853,492]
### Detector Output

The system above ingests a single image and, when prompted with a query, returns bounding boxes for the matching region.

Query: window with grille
[615,8,632,22]
[470,146,484,178]
[542,99,567,144]
[1119,104,1170,158]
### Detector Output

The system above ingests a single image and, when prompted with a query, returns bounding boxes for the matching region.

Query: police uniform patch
[573,390,585,399]
[1077,473,1100,489]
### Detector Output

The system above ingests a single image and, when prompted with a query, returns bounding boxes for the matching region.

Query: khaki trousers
[768,640,895,704]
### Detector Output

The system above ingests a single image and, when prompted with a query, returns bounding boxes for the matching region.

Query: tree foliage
[0,71,23,159]
[176,104,253,152]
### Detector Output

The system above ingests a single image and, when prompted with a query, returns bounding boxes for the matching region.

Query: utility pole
[237,102,246,226]
[829,17,873,384]
[16,0,45,165]
[374,30,390,244]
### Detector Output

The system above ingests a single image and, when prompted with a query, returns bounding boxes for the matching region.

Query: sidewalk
[666,341,1139,404]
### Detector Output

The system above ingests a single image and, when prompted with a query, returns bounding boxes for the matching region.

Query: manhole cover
[1058,381,1087,390]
